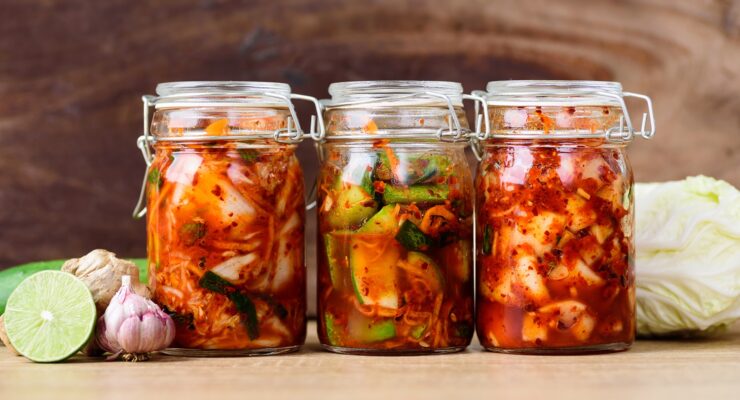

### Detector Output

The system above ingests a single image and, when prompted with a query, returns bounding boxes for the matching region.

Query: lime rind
[4,270,96,362]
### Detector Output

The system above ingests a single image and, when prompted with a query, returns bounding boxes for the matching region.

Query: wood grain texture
[1,321,739,400]
[0,0,738,272]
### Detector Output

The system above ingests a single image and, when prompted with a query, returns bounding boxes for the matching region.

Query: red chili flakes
[373,180,386,194]
[211,185,223,198]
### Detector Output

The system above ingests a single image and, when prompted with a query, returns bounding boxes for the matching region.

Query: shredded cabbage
[635,176,740,336]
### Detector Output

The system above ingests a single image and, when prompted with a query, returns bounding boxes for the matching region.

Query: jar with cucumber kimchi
[473,80,655,354]
[133,82,322,356]
[315,81,482,354]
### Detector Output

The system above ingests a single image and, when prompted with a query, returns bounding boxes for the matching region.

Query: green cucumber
[349,235,400,309]
[375,152,452,184]
[323,232,351,288]
[404,252,445,292]
[0,258,147,315]
[324,312,341,346]
[411,324,427,339]
[395,220,434,251]
[383,185,449,204]
[357,205,399,234]
[327,184,377,229]
[348,313,396,343]
[342,153,376,195]
[374,151,394,181]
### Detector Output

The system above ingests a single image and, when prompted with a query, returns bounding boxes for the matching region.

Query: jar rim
[326,80,464,108]
[153,81,292,108]
[156,81,291,97]
[483,80,624,106]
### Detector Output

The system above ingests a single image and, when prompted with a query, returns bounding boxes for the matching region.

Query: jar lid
[325,80,464,108]
[153,81,292,108]
[483,80,623,107]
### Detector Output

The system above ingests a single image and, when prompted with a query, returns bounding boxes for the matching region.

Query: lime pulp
[4,270,96,362]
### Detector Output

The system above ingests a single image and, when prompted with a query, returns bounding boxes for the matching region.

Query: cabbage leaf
[636,176,740,336]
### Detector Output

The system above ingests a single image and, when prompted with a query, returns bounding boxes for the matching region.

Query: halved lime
[4,270,96,362]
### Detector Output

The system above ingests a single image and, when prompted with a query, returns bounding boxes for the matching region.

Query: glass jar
[315,81,480,354]
[473,80,655,354]
[133,81,322,356]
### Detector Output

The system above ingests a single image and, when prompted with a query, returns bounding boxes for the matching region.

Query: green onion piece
[482,224,493,255]
[199,271,259,339]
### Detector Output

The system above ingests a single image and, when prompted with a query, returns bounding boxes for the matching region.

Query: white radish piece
[210,253,258,283]
[165,153,202,185]
[512,246,549,304]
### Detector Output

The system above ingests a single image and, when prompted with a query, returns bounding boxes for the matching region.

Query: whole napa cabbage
[635,176,740,336]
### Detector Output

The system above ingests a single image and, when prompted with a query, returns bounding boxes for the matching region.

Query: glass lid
[153,81,292,108]
[325,80,464,108]
[483,80,624,107]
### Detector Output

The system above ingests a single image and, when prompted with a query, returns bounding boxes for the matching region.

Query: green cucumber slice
[324,312,341,346]
[411,324,427,339]
[375,152,452,184]
[323,232,351,289]
[327,184,377,229]
[403,252,445,292]
[357,205,399,234]
[349,235,400,309]
[348,313,396,343]
[383,185,449,204]
[395,220,434,251]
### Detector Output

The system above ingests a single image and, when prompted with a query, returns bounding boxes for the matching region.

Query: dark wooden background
[1,0,739,274]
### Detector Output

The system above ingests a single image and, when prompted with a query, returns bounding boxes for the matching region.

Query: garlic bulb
[96,275,175,361]
[62,249,151,313]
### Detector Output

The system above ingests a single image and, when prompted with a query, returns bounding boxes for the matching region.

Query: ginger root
[62,249,151,313]
[0,315,19,356]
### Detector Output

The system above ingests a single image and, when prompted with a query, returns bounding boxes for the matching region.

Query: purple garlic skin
[96,276,175,361]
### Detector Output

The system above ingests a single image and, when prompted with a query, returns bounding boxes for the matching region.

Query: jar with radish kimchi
[473,80,656,354]
[134,82,322,356]
[315,81,482,354]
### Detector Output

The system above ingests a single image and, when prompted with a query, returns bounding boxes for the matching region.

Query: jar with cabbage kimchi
[134,82,322,356]
[315,81,481,354]
[473,80,655,354]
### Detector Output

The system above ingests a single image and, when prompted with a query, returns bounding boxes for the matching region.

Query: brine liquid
[476,142,635,352]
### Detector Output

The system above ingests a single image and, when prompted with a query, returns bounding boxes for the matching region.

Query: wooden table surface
[1,321,739,400]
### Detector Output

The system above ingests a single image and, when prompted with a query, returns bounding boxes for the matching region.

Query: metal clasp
[467,90,491,161]
[601,91,656,142]
[133,95,157,218]
[469,90,491,140]
[266,93,325,144]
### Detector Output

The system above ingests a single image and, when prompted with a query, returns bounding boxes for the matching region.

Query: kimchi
[474,79,655,354]
[142,82,308,354]
[316,81,475,354]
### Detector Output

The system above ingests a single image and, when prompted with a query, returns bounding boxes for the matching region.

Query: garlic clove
[117,316,143,354]
[140,312,165,351]
[95,316,117,353]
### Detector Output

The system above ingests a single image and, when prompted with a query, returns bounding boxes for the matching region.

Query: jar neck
[322,106,469,141]
[484,104,626,141]
[151,107,292,139]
